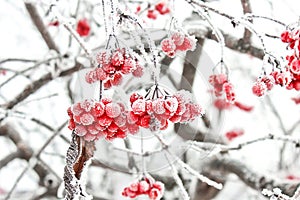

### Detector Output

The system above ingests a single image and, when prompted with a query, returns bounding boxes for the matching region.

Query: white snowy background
[0,0,300,199]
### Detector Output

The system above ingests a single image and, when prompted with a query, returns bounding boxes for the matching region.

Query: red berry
[105,103,121,118]
[76,19,90,37]
[75,125,87,136]
[291,60,300,75]
[96,67,107,81]
[80,99,94,112]
[155,2,170,15]
[98,115,113,126]
[161,38,176,53]
[111,50,124,66]
[85,70,97,84]
[102,63,115,73]
[213,99,232,110]
[225,129,244,141]
[147,9,158,20]
[139,115,151,128]
[176,36,197,51]
[127,111,139,124]
[93,102,105,117]
[84,133,96,141]
[234,101,254,112]
[111,73,123,86]
[132,63,144,77]
[148,188,162,200]
[68,119,75,130]
[152,99,166,114]
[261,75,275,90]
[80,113,95,125]
[138,180,150,193]
[103,80,112,89]
[132,99,146,115]
[252,81,267,97]
[127,123,139,134]
[136,5,141,14]
[281,31,293,43]
[122,57,136,74]
[130,93,143,104]
[171,32,185,46]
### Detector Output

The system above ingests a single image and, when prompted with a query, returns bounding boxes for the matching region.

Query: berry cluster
[144,2,170,20]
[209,74,236,103]
[85,48,143,89]
[281,29,300,90]
[129,88,203,131]
[122,176,164,200]
[161,32,197,57]
[251,71,292,97]
[67,98,136,141]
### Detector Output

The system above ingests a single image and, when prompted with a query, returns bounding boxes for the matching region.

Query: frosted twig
[262,188,291,200]
[189,2,225,63]
[4,122,66,200]
[118,10,160,84]
[153,133,223,190]
[188,0,278,62]
[113,146,163,156]
[187,133,300,154]
[164,152,190,200]
[0,56,61,88]
[15,93,59,107]
[168,150,223,190]
[0,58,37,65]
[245,14,286,27]
[6,110,55,132]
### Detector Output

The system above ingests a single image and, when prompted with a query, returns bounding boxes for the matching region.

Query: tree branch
[209,157,300,196]
[24,3,60,53]
[3,61,82,110]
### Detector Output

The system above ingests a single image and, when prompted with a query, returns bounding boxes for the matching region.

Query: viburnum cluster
[252,69,294,97]
[129,87,203,131]
[85,48,143,89]
[281,29,300,90]
[161,31,197,57]
[136,1,170,20]
[67,98,138,141]
[209,74,236,103]
[122,176,164,200]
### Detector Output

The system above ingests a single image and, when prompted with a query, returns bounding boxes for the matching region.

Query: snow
[1,0,300,199]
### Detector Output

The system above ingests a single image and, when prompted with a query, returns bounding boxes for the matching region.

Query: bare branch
[2,61,82,110]
[210,157,300,196]
[24,3,60,52]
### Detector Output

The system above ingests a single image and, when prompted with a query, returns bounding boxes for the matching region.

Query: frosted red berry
[76,19,90,37]
[252,80,267,97]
